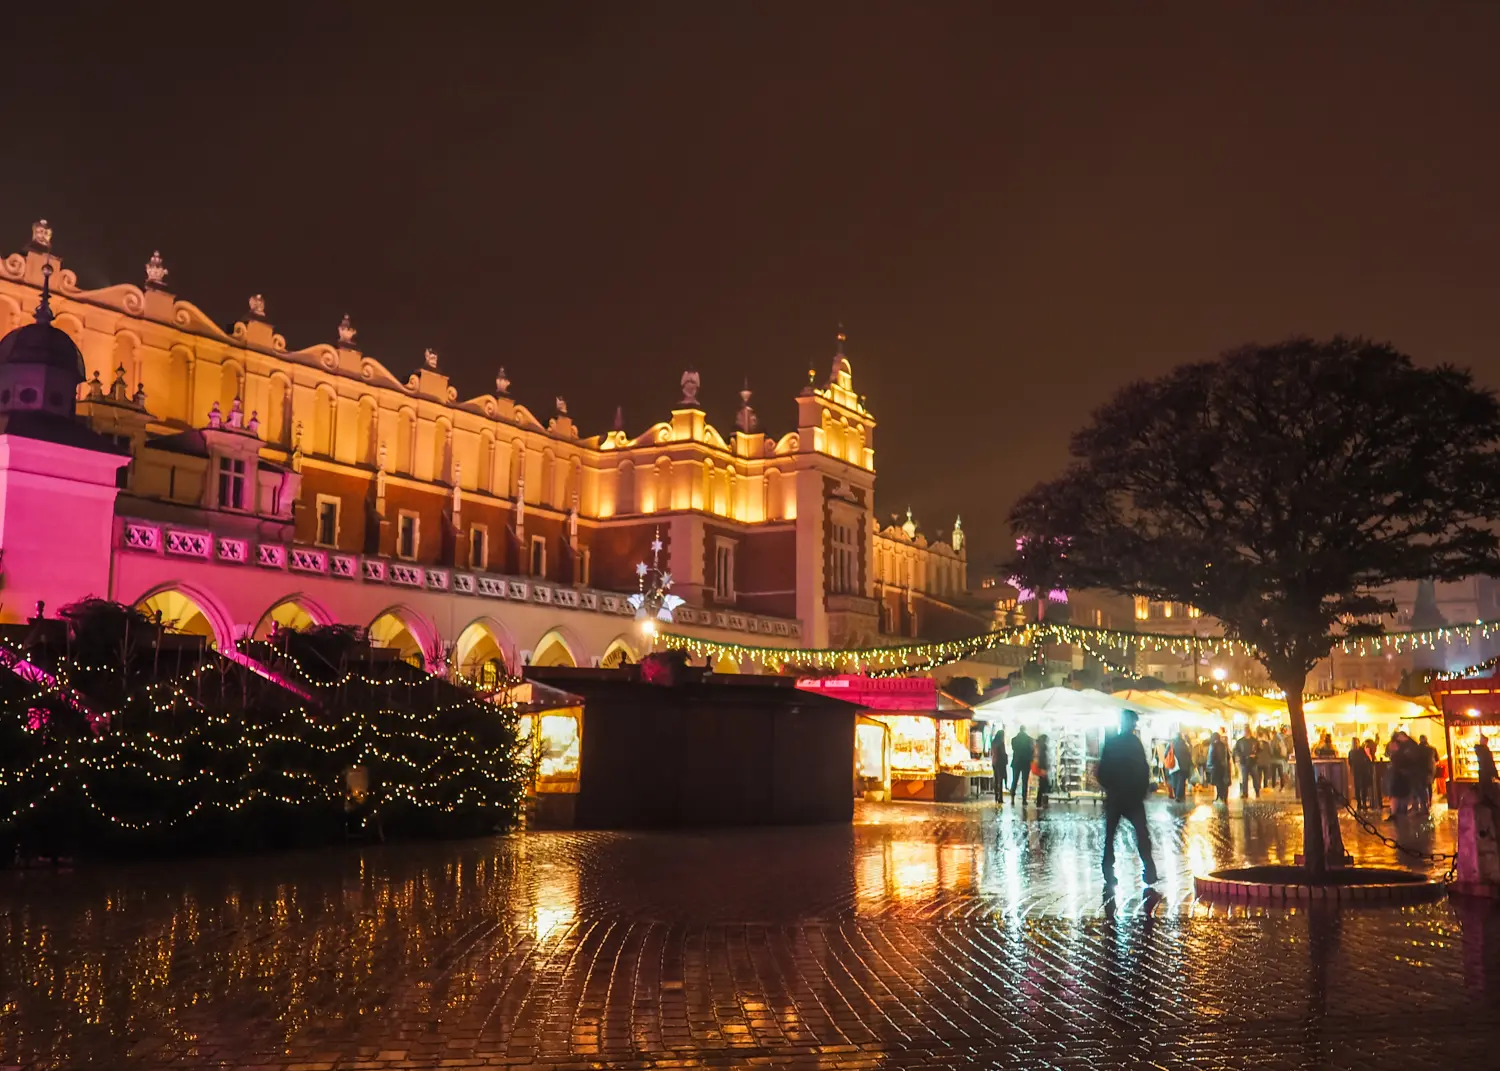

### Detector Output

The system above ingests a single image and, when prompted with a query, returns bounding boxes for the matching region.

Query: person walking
[1207,731,1231,803]
[990,728,1008,804]
[1255,729,1277,795]
[1034,734,1051,807]
[1098,710,1161,887]
[1168,731,1191,802]
[1348,735,1373,809]
[1417,735,1439,813]
[1010,726,1034,805]
[1233,729,1260,800]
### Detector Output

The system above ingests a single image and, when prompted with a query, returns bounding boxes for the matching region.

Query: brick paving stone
[0,794,1495,1069]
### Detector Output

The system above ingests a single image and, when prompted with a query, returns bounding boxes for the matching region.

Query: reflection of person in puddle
[1097,709,1160,888]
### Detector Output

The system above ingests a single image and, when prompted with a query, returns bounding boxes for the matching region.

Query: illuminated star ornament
[627,528,684,638]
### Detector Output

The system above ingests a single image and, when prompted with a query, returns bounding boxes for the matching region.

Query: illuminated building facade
[0,221,966,674]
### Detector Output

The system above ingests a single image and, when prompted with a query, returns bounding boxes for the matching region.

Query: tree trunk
[1284,682,1327,877]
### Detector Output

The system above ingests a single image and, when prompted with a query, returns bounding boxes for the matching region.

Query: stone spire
[735,379,758,433]
[144,250,168,289]
[337,314,357,348]
[33,263,55,326]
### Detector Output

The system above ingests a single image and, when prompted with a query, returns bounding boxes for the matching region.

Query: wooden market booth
[795,675,982,802]
[1431,672,1500,806]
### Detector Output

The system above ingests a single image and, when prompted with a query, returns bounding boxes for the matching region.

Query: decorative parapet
[113,518,800,638]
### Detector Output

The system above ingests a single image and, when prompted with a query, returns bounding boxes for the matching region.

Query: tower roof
[0,265,86,381]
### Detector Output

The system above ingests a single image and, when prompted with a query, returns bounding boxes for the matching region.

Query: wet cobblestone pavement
[3,792,1497,1070]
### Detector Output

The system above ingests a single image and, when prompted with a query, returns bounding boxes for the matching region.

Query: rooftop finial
[836,322,846,356]
[424,347,439,370]
[29,220,52,252]
[612,405,625,432]
[145,250,168,289]
[735,378,758,433]
[248,294,266,319]
[337,313,356,347]
[34,263,55,326]
[680,369,701,407]
[495,366,511,395]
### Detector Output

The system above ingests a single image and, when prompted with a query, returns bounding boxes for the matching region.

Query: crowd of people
[990,719,1451,825]
[1344,731,1444,818]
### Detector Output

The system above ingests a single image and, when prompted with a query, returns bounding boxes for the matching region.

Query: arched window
[355,396,378,465]
[396,409,416,474]
[313,386,336,457]
[617,460,636,515]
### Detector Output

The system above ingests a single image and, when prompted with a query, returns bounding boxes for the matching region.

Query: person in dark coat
[1097,710,1160,886]
[990,729,1008,804]
[1034,734,1051,807]
[1348,735,1373,810]
[1010,727,1034,804]
[1207,731,1231,803]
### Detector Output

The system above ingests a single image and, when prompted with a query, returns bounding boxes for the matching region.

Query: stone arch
[540,448,557,508]
[134,583,235,649]
[253,594,333,641]
[600,635,640,669]
[312,383,337,457]
[713,652,742,674]
[509,438,526,499]
[529,626,580,668]
[433,417,454,484]
[616,459,636,515]
[396,407,417,474]
[265,371,292,448]
[367,604,437,668]
[764,468,781,521]
[219,358,244,415]
[110,330,141,392]
[355,395,379,466]
[453,615,516,688]
[477,429,495,492]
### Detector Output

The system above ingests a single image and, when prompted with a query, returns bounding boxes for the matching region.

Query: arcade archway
[530,628,578,668]
[600,636,639,669]
[454,618,511,688]
[135,586,228,648]
[368,607,429,668]
[253,596,330,640]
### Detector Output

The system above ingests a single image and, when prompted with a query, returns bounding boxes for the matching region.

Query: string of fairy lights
[0,641,528,840]
[658,616,1500,676]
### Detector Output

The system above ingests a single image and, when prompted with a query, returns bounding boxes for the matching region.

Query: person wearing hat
[1096,708,1161,887]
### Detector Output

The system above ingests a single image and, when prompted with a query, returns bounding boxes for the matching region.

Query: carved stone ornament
[555,396,568,416]
[680,369,701,407]
[145,250,168,288]
[495,366,511,394]
[248,294,266,319]
[337,313,356,346]
[424,348,439,370]
[207,401,223,430]
[30,219,52,250]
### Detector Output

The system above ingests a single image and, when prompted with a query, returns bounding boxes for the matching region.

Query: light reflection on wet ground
[0,794,1492,1070]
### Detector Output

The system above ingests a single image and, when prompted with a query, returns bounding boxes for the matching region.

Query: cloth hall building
[0,221,973,677]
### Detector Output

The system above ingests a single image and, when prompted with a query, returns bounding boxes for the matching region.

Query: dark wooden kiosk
[523,664,862,828]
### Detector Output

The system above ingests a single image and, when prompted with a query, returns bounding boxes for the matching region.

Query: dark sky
[6,3,1500,566]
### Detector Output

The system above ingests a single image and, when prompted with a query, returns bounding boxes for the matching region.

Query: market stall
[797,676,982,802]
[1431,673,1500,805]
[1303,688,1439,750]
[510,678,586,826]
[974,687,1138,798]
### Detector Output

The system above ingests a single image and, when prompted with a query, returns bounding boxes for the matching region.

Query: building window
[1162,602,1174,618]
[217,456,247,510]
[530,535,546,578]
[830,523,857,594]
[580,548,591,587]
[469,524,488,571]
[315,495,340,547]
[1187,605,1202,619]
[1134,596,1150,621]
[397,512,419,560]
[714,539,736,601]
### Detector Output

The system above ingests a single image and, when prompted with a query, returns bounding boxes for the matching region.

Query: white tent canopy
[972,687,1134,726]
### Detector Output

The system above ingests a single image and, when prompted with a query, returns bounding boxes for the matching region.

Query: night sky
[6,3,1499,567]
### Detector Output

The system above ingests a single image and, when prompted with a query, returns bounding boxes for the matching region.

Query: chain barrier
[1325,782,1459,882]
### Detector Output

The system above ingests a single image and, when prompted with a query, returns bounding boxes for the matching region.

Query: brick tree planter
[1194,865,1447,905]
